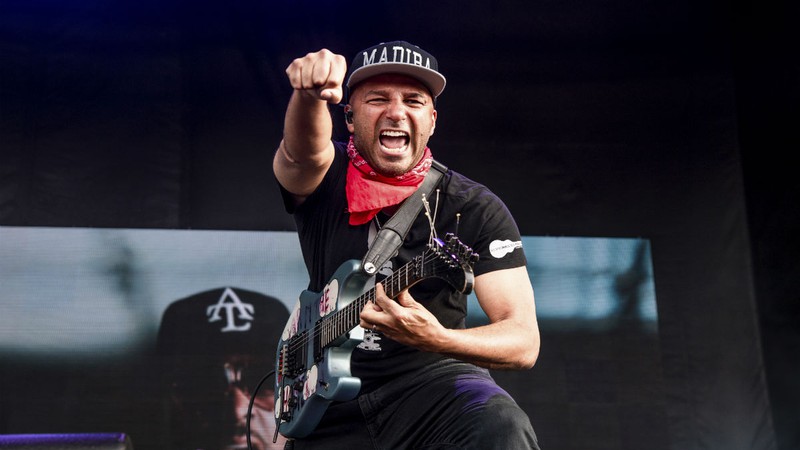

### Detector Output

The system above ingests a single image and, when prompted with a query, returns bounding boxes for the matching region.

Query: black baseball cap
[346,40,446,99]
[157,287,289,365]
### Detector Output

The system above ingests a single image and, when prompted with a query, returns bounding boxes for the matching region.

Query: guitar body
[273,234,477,440]
[274,259,371,439]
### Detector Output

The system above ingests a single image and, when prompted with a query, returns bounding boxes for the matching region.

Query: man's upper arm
[273,139,335,205]
[473,266,537,327]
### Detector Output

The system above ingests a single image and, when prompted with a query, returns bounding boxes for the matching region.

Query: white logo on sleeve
[489,239,523,258]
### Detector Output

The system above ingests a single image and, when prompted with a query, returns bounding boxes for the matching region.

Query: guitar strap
[361,159,448,275]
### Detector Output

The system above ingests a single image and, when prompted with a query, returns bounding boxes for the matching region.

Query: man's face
[224,381,282,450]
[347,74,437,177]
[166,355,285,450]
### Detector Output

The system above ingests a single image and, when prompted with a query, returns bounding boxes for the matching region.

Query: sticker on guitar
[304,365,318,400]
[319,280,338,317]
[282,279,338,344]
[282,302,300,341]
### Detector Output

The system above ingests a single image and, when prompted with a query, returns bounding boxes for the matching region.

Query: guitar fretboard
[318,250,428,348]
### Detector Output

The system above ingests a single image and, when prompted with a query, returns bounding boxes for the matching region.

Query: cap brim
[347,63,446,98]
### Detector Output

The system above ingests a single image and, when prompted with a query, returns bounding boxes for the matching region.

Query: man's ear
[344,105,355,133]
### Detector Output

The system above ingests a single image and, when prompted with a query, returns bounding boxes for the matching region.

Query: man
[157,287,290,450]
[274,41,541,449]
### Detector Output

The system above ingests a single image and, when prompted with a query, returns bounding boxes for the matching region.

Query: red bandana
[345,136,433,225]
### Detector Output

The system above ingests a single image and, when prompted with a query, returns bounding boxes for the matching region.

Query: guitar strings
[284,254,432,354]
[285,253,406,353]
[281,248,448,356]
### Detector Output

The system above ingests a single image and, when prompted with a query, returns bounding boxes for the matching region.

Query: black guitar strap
[361,159,448,275]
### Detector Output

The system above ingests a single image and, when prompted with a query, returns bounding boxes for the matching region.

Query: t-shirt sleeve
[466,189,527,277]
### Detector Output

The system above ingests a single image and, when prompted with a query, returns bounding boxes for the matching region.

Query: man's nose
[231,386,251,418]
[384,100,407,122]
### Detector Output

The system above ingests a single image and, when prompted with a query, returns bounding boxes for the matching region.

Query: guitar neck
[322,257,421,348]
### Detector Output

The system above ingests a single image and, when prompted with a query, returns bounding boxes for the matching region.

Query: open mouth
[379,130,409,152]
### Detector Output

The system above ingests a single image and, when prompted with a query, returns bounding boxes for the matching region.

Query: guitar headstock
[427,233,478,294]
[443,233,480,266]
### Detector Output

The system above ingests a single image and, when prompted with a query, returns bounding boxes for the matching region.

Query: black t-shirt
[281,141,526,392]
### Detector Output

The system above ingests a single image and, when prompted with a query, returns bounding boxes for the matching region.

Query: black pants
[286,359,540,450]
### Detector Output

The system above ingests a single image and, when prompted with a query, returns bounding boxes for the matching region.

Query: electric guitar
[273,233,478,440]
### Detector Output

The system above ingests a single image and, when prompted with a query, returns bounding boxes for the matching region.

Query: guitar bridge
[279,330,309,378]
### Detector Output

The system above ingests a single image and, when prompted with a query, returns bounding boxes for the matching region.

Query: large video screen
[0,226,663,449]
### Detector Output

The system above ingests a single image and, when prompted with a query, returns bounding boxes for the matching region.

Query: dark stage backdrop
[1,1,797,449]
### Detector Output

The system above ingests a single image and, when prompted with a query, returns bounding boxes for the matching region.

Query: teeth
[381,130,408,137]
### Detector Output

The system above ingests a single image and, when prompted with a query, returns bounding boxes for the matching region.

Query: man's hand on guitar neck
[359,283,448,352]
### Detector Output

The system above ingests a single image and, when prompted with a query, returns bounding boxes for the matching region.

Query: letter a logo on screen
[206,287,255,332]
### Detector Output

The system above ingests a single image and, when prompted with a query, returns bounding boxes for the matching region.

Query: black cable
[246,369,276,450]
